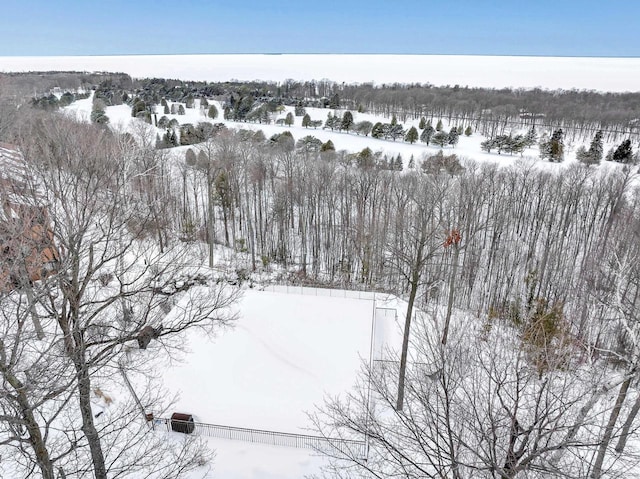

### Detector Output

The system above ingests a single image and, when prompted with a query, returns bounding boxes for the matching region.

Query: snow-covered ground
[65,93,622,170]
[150,287,401,479]
[194,438,326,479]
[162,289,374,431]
[4,54,640,92]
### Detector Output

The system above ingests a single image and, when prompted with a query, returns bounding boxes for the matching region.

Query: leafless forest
[2,73,640,478]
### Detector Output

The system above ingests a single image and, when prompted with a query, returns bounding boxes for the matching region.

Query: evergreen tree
[302,113,311,128]
[578,130,603,165]
[163,129,179,147]
[371,122,384,139]
[432,131,449,147]
[436,119,443,131]
[164,104,170,115]
[208,105,218,119]
[341,111,354,132]
[408,155,415,169]
[59,92,75,107]
[285,112,294,126]
[419,117,426,129]
[357,147,375,169]
[329,93,340,109]
[178,104,186,115]
[481,137,497,153]
[612,139,633,163]
[157,116,169,129]
[464,126,472,136]
[510,135,527,155]
[324,112,334,130]
[550,129,564,162]
[540,129,564,162]
[525,126,537,146]
[448,127,460,147]
[321,140,335,152]
[391,114,398,126]
[90,106,109,125]
[296,135,323,153]
[405,126,419,144]
[131,99,146,118]
[420,125,435,145]
[588,130,604,164]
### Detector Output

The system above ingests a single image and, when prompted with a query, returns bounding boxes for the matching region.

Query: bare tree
[313,311,622,479]
[0,116,239,478]
[389,173,449,411]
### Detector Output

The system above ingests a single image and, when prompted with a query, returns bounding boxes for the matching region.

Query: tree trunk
[591,376,631,479]
[396,235,425,411]
[207,176,215,268]
[614,391,640,453]
[442,243,460,345]
[76,358,108,479]
[3,370,55,479]
[17,264,44,340]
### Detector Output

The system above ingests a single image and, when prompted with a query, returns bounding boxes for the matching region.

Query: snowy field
[156,287,401,479]
[64,93,625,171]
[3,54,640,92]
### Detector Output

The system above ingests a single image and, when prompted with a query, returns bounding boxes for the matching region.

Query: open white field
[195,438,326,479]
[3,54,640,92]
[161,288,400,432]
[154,287,401,479]
[64,94,585,169]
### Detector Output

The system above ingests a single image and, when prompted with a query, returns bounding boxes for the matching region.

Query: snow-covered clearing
[190,438,326,479]
[65,94,614,170]
[4,54,640,92]
[160,287,400,430]
[148,287,401,479]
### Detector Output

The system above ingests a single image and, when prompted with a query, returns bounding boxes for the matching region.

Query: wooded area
[2,72,640,478]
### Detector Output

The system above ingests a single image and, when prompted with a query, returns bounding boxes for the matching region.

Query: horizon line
[1,53,639,60]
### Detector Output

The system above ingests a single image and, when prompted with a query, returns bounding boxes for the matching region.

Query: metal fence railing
[153,418,367,459]
[259,284,385,301]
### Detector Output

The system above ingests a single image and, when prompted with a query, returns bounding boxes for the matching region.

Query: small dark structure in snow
[170,412,195,434]
[137,324,163,349]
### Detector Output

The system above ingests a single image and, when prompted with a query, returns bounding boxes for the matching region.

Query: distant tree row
[31,91,89,110]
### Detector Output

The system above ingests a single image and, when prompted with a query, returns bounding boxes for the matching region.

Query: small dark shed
[170,412,195,434]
